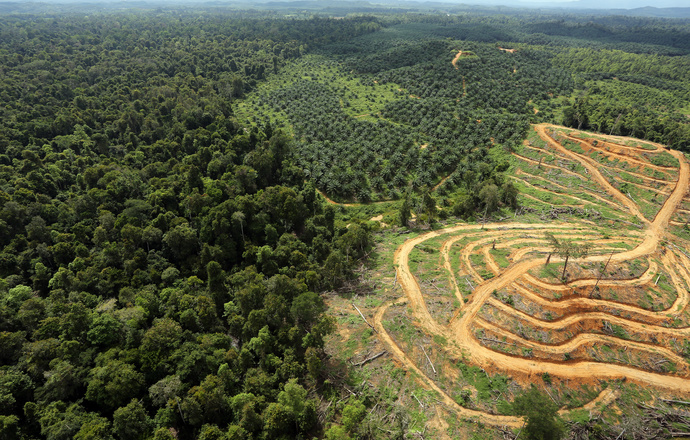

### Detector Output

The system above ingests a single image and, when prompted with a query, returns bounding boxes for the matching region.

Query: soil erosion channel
[375,124,690,427]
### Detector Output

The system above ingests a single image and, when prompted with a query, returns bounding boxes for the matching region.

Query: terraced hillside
[375,124,690,428]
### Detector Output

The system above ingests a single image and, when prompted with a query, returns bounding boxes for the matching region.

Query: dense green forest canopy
[0,6,688,440]
[0,11,383,440]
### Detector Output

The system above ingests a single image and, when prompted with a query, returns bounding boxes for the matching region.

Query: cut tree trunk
[561,254,569,280]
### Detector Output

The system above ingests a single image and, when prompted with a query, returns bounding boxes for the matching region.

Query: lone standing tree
[399,195,412,227]
[545,232,591,280]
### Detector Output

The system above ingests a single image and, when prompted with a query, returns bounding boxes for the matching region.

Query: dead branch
[352,303,378,333]
[599,216,644,228]
[421,345,437,374]
[411,392,425,409]
[668,242,690,260]
[543,386,559,406]
[661,399,690,406]
[354,351,387,366]
[478,336,519,347]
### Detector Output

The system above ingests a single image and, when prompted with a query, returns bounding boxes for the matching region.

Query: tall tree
[399,196,412,227]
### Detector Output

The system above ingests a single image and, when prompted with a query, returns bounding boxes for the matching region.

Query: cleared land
[375,124,690,429]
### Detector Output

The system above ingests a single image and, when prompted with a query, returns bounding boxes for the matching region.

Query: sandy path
[485,275,690,344]
[520,143,675,185]
[450,197,690,389]
[512,169,629,210]
[563,132,664,154]
[317,188,397,207]
[511,253,690,325]
[373,298,524,428]
[474,318,689,369]
[514,147,673,201]
[520,259,655,291]
[373,124,690,426]
[512,151,586,180]
[452,50,465,68]
[519,192,586,208]
[515,169,577,192]
[433,173,452,191]
[482,250,690,335]
[613,177,671,196]
[385,223,643,425]
[563,134,677,173]
[442,235,475,306]
[317,189,359,207]
[545,124,669,152]
[535,124,651,225]
[508,175,621,211]
[381,223,621,427]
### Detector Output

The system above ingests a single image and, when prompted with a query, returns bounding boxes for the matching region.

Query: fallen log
[352,303,378,333]
[421,345,437,374]
[661,399,690,406]
[478,336,519,347]
[355,350,387,366]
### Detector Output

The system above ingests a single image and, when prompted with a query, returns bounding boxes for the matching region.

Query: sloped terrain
[375,124,690,428]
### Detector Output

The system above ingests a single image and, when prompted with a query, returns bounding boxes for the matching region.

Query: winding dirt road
[373,125,690,427]
[452,50,466,69]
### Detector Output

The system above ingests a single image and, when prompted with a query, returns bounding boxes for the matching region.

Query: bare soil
[452,50,470,68]
[371,124,690,427]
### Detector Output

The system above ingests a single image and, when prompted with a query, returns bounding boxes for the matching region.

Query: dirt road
[374,124,690,426]
[452,50,465,68]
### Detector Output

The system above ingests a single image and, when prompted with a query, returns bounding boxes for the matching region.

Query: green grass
[560,138,585,154]
[344,335,359,358]
[538,262,562,281]
[669,224,690,242]
[433,334,448,346]
[469,253,485,267]
[489,248,511,268]
[457,362,511,402]
[650,151,680,168]
[478,269,495,280]
[611,324,629,340]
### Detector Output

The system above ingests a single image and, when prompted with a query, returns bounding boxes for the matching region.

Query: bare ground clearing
[370,124,690,428]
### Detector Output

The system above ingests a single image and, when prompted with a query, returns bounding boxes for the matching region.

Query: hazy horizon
[4,0,690,10]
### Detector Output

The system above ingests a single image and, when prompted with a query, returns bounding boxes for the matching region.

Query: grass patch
[457,362,511,402]
[649,151,680,168]
[537,262,562,282]
[489,248,511,268]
